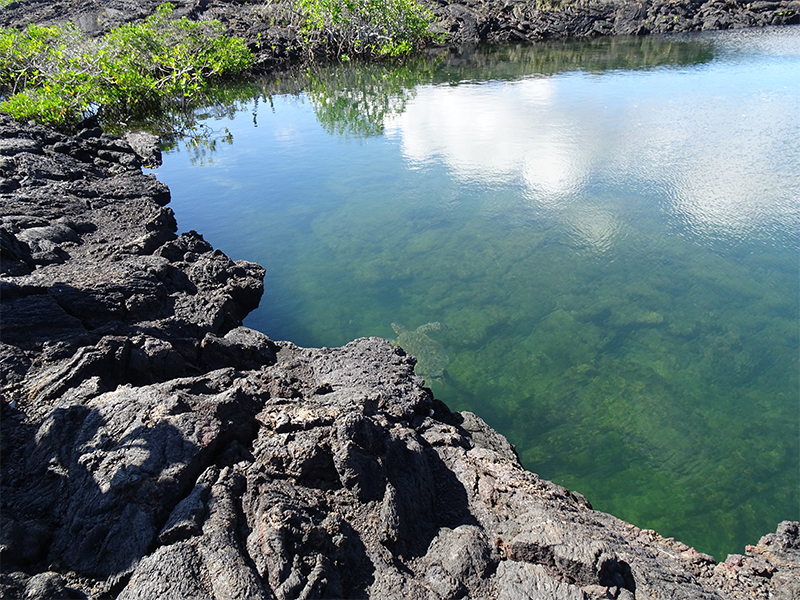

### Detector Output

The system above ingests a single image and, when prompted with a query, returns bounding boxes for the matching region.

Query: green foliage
[0,3,252,127]
[296,0,441,58]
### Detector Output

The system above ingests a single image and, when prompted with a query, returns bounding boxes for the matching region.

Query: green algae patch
[156,30,800,560]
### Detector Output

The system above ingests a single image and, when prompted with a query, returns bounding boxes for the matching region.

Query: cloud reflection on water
[384,65,800,250]
[385,79,593,197]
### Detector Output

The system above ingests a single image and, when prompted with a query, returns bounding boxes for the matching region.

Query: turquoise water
[155,28,800,559]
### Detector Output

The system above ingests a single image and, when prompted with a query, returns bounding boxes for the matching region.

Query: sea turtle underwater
[390,322,449,380]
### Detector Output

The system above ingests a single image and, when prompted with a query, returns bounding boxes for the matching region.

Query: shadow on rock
[1,371,263,585]
[2,402,201,579]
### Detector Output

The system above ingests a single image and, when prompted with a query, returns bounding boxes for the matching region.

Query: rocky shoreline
[1,112,799,599]
[2,1,800,598]
[1,0,799,70]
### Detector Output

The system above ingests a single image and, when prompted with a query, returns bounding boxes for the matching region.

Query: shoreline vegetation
[0,0,442,127]
[0,4,253,127]
[1,1,798,598]
[1,0,799,128]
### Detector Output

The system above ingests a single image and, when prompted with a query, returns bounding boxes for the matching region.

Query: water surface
[155,28,800,559]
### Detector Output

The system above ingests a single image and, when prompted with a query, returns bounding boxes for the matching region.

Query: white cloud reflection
[383,70,800,249]
[385,79,594,198]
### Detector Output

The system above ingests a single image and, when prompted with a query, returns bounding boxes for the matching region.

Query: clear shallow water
[155,28,800,559]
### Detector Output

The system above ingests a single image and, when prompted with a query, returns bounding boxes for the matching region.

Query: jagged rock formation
[1,115,798,599]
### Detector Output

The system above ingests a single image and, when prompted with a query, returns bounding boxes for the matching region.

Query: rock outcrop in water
[1,115,799,599]
[1,0,798,70]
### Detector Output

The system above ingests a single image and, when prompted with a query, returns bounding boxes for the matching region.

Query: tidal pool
[155,27,800,559]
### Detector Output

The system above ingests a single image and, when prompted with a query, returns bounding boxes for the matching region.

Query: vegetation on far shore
[0,3,253,127]
[0,0,439,129]
[297,0,441,58]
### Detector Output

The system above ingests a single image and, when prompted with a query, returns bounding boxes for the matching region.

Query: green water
[155,29,800,560]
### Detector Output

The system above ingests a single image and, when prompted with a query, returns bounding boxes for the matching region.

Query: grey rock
[124,131,162,167]
[0,137,42,156]
[505,523,629,589]
[496,561,586,600]
[456,410,519,463]
[201,326,277,371]
[424,525,494,583]
[23,571,82,600]
[128,336,187,383]
[425,563,466,600]
[158,466,217,545]
[3,371,261,578]
[121,466,271,600]
[0,572,28,600]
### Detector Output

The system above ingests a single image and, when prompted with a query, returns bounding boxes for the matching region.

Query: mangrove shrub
[0,3,252,127]
[296,0,440,57]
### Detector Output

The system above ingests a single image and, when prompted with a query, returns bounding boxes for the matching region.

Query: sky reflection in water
[384,52,799,250]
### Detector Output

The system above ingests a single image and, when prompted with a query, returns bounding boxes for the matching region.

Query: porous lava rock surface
[1,115,799,599]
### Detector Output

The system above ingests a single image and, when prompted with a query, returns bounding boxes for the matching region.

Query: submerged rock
[1,113,798,600]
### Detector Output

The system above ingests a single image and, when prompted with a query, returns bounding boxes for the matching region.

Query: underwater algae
[158,29,800,560]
